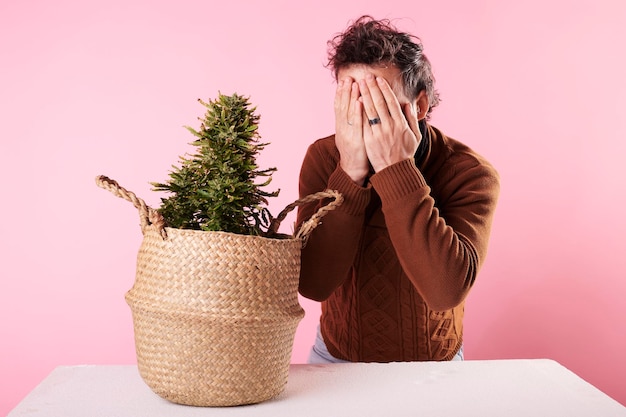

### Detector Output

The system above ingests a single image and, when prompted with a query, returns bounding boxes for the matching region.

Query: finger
[363,74,391,124]
[375,76,405,123]
[348,81,361,127]
[333,79,344,111]
[334,77,353,123]
[353,92,363,134]
[403,102,421,139]
[358,75,383,125]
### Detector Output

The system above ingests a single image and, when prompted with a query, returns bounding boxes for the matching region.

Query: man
[296,15,500,363]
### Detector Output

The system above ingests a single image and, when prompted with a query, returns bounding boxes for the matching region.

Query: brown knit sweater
[296,124,500,362]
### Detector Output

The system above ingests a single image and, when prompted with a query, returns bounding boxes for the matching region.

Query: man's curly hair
[327,15,440,114]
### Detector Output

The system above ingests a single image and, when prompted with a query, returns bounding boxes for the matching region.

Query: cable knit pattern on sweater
[297,124,500,362]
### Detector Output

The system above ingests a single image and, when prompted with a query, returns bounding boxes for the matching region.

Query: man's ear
[415,90,429,120]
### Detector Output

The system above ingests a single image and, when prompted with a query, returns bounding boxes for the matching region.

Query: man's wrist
[329,166,372,215]
[340,164,368,186]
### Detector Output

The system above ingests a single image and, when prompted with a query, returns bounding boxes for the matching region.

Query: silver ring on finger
[368,117,381,126]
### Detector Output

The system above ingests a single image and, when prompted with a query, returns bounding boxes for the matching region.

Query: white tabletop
[8,359,625,416]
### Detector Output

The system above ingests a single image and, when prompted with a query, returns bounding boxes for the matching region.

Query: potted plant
[152,93,279,235]
[96,93,341,406]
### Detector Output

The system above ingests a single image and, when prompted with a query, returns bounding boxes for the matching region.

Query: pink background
[2,0,625,413]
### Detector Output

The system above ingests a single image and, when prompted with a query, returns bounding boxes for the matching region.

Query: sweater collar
[414,120,431,168]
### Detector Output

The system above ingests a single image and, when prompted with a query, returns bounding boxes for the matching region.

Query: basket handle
[96,175,343,243]
[267,190,344,243]
[95,175,168,239]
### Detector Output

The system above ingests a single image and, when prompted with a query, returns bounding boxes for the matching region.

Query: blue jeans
[308,325,464,364]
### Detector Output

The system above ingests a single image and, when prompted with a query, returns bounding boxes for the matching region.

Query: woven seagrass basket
[96,175,342,406]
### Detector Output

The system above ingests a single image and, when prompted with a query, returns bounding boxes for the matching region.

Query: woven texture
[96,175,342,406]
[131,227,303,406]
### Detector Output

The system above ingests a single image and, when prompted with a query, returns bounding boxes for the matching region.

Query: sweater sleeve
[369,156,500,311]
[296,138,371,301]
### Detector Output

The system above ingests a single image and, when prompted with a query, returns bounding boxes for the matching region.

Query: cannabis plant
[152,93,279,236]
